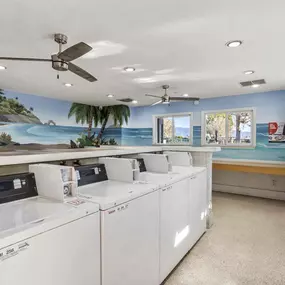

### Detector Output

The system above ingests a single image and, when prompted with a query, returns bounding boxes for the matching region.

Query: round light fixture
[252,84,259,88]
[226,40,243,48]
[182,93,189,97]
[132,100,138,104]
[64,83,73,87]
[0,65,7,70]
[244,70,255,75]
[107,94,114,98]
[124,67,136,72]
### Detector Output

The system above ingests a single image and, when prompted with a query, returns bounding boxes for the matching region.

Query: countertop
[0,146,221,166]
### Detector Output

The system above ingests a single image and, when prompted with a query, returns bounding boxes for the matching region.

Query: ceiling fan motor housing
[54,33,68,45]
[51,54,68,71]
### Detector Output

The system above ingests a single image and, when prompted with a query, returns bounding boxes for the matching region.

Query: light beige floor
[165,192,285,285]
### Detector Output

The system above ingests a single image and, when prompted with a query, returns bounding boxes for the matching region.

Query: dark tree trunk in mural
[97,115,109,142]
[236,114,241,143]
[87,117,93,138]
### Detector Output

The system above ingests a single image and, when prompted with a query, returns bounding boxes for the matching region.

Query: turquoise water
[0,123,284,161]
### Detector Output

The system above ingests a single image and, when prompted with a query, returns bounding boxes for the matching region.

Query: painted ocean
[0,123,124,144]
[1,123,284,161]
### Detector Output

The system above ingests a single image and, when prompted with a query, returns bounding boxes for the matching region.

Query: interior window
[155,114,191,145]
[203,109,255,147]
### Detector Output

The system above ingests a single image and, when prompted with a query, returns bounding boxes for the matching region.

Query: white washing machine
[136,154,191,283]
[75,159,160,285]
[164,151,207,248]
[0,170,101,285]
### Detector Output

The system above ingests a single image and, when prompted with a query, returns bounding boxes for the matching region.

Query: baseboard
[213,183,285,201]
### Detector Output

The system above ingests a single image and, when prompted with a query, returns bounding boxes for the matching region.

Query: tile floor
[165,192,285,285]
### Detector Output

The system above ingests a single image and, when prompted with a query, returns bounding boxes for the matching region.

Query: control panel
[0,173,38,204]
[75,164,108,186]
[136,158,147,172]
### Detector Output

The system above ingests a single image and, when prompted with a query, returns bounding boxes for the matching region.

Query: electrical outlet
[272,179,277,187]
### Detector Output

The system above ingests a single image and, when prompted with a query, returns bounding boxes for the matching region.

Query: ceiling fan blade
[151,100,162,106]
[169,97,200,101]
[68,62,97,82]
[0,57,51,62]
[145,94,162,98]
[58,42,92,62]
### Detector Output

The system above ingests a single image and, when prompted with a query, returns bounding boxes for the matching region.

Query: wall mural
[0,90,129,149]
[0,89,285,162]
[127,91,285,162]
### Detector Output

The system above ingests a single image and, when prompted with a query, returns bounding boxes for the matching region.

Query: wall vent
[240,79,266,87]
[117,98,134,102]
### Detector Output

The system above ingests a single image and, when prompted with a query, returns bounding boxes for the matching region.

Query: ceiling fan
[0,33,97,82]
[145,85,199,106]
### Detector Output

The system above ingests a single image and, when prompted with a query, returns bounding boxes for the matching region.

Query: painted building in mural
[0,90,284,161]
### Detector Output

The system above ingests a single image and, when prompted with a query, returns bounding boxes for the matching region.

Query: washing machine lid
[138,170,189,187]
[0,197,99,249]
[78,180,159,210]
[172,166,206,176]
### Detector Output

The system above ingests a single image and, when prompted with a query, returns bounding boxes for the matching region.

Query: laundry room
[0,1,285,285]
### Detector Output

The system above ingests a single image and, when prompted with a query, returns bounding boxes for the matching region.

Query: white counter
[0,146,221,166]
[160,146,221,152]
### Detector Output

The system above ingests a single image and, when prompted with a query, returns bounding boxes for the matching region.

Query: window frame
[152,112,193,145]
[201,107,256,148]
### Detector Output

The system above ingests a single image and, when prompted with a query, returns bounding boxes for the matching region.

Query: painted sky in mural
[3,91,79,126]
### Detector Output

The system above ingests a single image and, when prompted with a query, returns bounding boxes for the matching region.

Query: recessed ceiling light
[132,100,138,104]
[244,70,255,75]
[124,67,136,72]
[0,65,7,70]
[107,94,114,98]
[182,94,189,97]
[252,84,259,88]
[226,40,243,48]
[64,83,73,87]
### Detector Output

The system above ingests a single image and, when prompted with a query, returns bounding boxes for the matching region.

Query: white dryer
[136,154,191,283]
[164,151,208,248]
[75,159,160,285]
[0,171,100,285]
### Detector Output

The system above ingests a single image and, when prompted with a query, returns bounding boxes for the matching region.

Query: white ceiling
[1,0,285,106]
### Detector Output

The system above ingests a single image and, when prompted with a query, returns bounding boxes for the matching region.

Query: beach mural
[0,88,285,161]
[0,89,130,148]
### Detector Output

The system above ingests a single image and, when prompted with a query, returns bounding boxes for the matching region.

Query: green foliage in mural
[68,103,100,138]
[0,132,12,143]
[75,132,118,147]
[0,89,40,123]
[101,137,118,145]
[97,105,130,142]
[68,103,130,143]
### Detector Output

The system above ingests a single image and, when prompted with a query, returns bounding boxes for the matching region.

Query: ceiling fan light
[244,70,254,75]
[124,67,136,72]
[226,40,243,48]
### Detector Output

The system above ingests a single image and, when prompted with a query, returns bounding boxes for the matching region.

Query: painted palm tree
[68,103,100,137]
[97,105,130,141]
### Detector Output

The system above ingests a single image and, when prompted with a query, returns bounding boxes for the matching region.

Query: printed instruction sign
[268,122,285,143]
